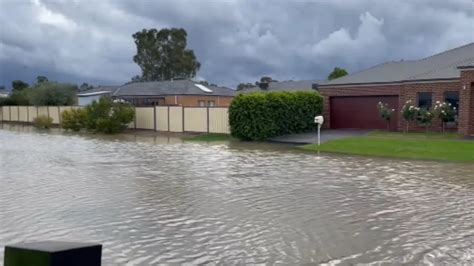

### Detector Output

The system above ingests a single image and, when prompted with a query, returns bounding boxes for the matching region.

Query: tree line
[0,76,81,106]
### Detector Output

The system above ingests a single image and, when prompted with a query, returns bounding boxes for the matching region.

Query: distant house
[240,79,321,93]
[317,42,474,135]
[0,88,9,98]
[78,80,236,107]
[77,86,120,106]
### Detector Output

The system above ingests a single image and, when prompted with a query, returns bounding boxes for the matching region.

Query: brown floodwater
[1,123,474,265]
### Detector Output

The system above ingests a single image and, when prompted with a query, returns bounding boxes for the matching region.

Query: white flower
[436,101,440,104]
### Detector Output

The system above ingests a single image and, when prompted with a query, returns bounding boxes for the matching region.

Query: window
[445,91,459,113]
[208,100,215,107]
[417,92,432,108]
[198,100,206,107]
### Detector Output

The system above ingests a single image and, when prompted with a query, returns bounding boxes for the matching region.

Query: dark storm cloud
[0,0,473,88]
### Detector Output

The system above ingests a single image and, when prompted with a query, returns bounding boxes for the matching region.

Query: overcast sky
[0,0,473,89]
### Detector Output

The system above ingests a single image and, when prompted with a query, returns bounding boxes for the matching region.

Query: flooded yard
[1,124,473,265]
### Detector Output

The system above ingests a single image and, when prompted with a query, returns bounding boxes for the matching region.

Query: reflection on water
[1,123,474,265]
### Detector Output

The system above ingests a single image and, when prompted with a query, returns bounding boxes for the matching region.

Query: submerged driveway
[269,129,370,144]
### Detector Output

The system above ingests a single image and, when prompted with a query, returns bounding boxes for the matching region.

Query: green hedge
[229,91,324,140]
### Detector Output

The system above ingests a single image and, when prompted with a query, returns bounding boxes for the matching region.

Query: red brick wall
[163,95,233,107]
[459,69,474,135]
[319,79,471,134]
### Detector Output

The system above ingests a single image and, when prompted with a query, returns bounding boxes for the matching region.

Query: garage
[330,96,399,130]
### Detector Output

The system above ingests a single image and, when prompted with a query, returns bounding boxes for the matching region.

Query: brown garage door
[330,96,399,130]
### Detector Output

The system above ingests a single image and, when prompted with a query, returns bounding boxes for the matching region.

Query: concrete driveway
[269,129,370,144]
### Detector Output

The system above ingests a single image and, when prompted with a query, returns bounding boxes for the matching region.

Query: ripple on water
[1,125,474,265]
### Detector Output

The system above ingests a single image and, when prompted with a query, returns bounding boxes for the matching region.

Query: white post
[318,124,321,146]
[314,115,324,146]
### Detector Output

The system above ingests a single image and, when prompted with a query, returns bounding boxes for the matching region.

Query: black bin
[4,241,102,266]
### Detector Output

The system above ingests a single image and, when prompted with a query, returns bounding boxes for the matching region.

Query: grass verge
[186,133,235,142]
[299,133,474,162]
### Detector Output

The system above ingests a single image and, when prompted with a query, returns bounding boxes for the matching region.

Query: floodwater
[1,123,474,265]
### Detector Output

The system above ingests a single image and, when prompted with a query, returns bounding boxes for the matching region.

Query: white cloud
[32,0,77,31]
[308,12,387,64]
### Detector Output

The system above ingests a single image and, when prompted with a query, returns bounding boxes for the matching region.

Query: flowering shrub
[377,102,395,130]
[401,100,418,132]
[416,107,434,132]
[433,101,456,132]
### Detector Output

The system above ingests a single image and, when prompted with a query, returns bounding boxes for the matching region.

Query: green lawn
[186,133,235,142]
[368,130,463,140]
[300,132,474,162]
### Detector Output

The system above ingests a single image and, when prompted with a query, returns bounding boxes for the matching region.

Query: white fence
[0,106,230,134]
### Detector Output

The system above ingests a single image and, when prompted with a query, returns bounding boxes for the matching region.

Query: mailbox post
[314,116,324,146]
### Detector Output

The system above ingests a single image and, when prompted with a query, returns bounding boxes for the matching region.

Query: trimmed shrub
[33,115,53,129]
[85,97,135,134]
[61,108,87,132]
[229,91,323,140]
[417,107,434,132]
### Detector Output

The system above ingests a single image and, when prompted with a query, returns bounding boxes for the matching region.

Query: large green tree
[36,76,49,84]
[12,80,29,91]
[29,81,77,106]
[328,67,348,80]
[132,28,201,81]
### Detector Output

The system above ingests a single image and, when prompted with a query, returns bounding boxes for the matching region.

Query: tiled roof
[113,80,236,97]
[319,42,474,86]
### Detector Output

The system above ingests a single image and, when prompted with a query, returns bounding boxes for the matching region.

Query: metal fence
[0,106,230,134]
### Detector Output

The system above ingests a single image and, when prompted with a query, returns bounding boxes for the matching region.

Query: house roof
[240,79,321,93]
[77,91,112,97]
[79,85,121,95]
[457,57,474,69]
[319,42,474,86]
[113,80,236,97]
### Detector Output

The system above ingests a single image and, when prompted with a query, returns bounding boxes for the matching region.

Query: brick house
[78,80,235,107]
[317,43,474,136]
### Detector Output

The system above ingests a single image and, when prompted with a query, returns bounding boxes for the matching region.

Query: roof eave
[318,77,460,88]
[457,66,474,70]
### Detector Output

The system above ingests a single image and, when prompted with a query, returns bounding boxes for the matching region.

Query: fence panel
[135,107,155,130]
[156,106,169,131]
[10,106,19,121]
[169,106,183,132]
[28,106,37,122]
[37,106,48,118]
[1,106,9,121]
[18,106,28,122]
[184,107,208,132]
[209,108,230,134]
[48,106,60,124]
[0,105,232,134]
